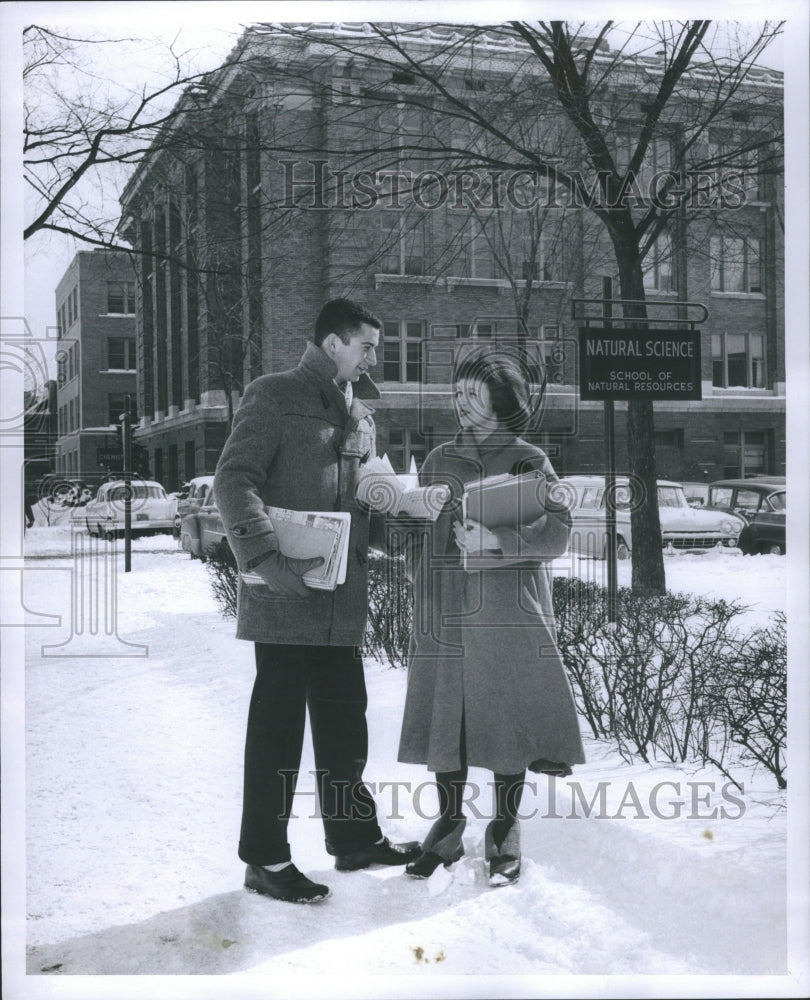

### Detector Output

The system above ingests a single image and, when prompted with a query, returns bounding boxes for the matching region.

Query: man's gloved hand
[254,551,325,596]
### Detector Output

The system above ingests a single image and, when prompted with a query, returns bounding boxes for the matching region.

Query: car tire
[737,529,754,556]
[759,541,784,556]
[86,518,96,537]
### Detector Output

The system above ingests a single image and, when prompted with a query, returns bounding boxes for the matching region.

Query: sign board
[579,327,702,401]
[97,449,124,466]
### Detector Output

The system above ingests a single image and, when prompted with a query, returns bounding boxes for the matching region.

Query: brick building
[118,24,785,489]
[53,249,141,483]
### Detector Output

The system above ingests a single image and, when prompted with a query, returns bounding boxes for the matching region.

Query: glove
[253,551,325,596]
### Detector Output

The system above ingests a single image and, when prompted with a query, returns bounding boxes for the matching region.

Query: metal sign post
[121,396,132,573]
[602,278,618,623]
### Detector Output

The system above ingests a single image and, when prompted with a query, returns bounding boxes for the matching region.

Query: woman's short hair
[454,353,533,434]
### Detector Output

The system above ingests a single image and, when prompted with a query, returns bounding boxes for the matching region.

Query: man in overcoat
[214,298,419,903]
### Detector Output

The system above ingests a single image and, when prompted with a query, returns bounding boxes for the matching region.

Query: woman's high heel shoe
[485,819,521,887]
[405,817,466,879]
[405,842,464,878]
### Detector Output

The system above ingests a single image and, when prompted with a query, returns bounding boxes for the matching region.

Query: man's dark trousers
[238,643,384,865]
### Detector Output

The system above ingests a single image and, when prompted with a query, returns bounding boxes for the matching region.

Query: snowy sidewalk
[20,531,789,981]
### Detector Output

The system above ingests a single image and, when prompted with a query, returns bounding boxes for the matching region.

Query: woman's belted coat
[397,430,586,775]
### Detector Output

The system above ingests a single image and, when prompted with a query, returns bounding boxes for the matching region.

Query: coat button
[234,526,247,536]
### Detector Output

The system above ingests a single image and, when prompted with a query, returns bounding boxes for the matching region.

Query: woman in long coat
[398,354,585,885]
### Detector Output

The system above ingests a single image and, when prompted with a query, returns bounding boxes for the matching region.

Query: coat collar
[298,341,381,401]
[452,427,520,457]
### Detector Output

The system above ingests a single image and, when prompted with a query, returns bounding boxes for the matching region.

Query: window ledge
[710,386,773,396]
[373,274,569,292]
[374,273,439,288]
[445,277,503,291]
[709,291,765,300]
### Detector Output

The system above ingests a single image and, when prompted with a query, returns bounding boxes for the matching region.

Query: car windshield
[656,486,686,508]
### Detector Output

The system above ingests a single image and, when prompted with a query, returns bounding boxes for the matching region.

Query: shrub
[363,552,413,667]
[202,544,787,789]
[204,539,238,618]
[707,612,787,789]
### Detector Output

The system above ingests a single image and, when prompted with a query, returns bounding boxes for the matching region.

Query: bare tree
[23,23,248,244]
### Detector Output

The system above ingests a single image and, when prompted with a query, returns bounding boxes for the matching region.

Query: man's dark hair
[313,298,382,346]
[454,353,532,434]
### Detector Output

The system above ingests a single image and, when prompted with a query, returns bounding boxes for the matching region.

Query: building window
[374,212,428,275]
[710,236,763,294]
[446,213,498,279]
[107,393,137,427]
[722,430,767,478]
[517,230,564,283]
[616,135,672,193]
[712,333,765,388]
[429,323,471,338]
[332,78,360,104]
[643,233,674,293]
[107,281,136,314]
[709,135,763,203]
[108,337,136,370]
[388,428,428,472]
[383,321,423,382]
[71,287,78,324]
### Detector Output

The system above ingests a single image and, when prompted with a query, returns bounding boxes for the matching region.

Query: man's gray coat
[214,342,380,646]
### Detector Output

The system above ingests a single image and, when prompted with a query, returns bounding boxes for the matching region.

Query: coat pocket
[238,574,314,604]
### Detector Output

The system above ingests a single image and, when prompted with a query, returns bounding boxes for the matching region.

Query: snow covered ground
[6,523,807,998]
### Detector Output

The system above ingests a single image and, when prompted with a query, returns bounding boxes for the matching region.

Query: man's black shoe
[244,863,330,903]
[334,837,422,872]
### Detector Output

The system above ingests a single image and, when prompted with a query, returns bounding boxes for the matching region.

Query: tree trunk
[627,398,666,595]
[615,242,667,596]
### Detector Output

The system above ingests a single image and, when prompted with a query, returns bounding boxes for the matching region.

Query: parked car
[82,479,178,539]
[179,501,228,559]
[706,477,786,555]
[172,475,216,537]
[558,475,745,559]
